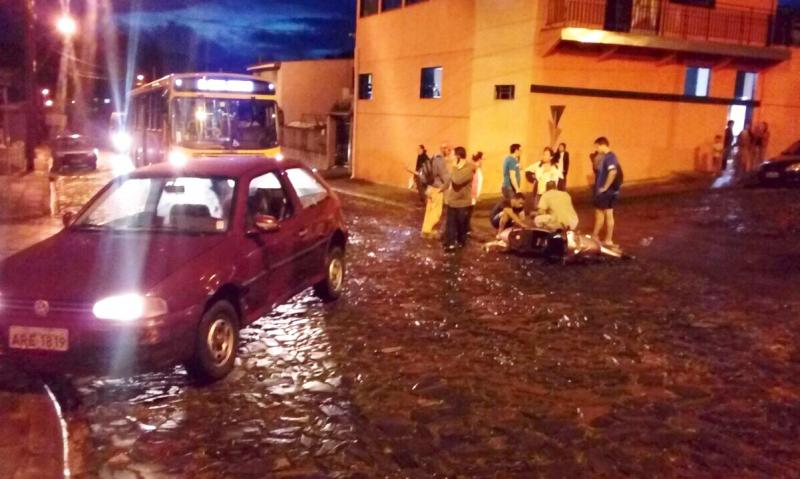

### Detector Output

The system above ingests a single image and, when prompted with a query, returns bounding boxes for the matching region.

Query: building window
[684,67,710,97]
[382,0,402,11]
[358,73,373,100]
[734,71,757,100]
[361,0,379,17]
[420,67,443,99]
[495,85,516,100]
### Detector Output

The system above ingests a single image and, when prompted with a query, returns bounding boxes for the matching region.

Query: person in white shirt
[534,181,579,231]
[524,147,562,210]
[467,151,484,231]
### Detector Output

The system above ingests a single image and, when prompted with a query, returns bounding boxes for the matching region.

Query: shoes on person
[443,244,458,253]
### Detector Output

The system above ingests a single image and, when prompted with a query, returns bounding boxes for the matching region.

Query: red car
[0,157,347,382]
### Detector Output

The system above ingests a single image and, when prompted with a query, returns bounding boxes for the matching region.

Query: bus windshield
[172,98,278,150]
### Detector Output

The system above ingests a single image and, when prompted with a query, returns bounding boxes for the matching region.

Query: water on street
[4,165,800,478]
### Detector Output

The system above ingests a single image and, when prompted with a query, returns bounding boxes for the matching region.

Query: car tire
[313,246,345,303]
[185,300,239,384]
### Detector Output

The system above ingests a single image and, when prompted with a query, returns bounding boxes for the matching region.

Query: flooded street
[43,187,800,477]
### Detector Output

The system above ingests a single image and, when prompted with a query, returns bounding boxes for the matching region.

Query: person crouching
[534,181,578,231]
[443,146,475,251]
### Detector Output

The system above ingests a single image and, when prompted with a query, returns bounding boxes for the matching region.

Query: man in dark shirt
[490,193,528,234]
[591,136,623,247]
[722,120,735,172]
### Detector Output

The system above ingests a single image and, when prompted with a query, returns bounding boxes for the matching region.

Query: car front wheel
[185,300,239,383]
[314,246,345,303]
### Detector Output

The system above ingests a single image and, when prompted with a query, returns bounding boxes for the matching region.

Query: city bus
[120,72,281,167]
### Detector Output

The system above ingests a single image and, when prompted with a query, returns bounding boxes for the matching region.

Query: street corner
[0,365,68,479]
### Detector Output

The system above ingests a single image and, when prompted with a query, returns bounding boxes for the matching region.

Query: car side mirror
[62,211,75,228]
[252,214,280,233]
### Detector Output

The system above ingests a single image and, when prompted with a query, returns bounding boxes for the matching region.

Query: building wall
[274,59,354,124]
[757,48,800,159]
[354,0,476,187]
[353,0,791,194]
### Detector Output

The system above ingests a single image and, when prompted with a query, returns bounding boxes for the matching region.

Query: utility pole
[22,0,40,170]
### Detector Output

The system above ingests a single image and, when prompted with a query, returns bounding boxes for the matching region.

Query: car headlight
[111,132,132,152]
[168,149,188,167]
[93,294,168,321]
[786,163,800,173]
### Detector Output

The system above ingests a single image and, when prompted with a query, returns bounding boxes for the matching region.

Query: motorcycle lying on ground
[486,227,632,263]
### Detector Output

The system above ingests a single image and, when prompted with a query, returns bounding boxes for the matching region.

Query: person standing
[413,145,431,204]
[711,134,724,172]
[421,143,451,238]
[443,146,475,251]
[524,147,562,212]
[591,137,623,247]
[722,120,735,172]
[554,143,570,190]
[501,143,522,199]
[468,151,484,230]
[737,125,755,174]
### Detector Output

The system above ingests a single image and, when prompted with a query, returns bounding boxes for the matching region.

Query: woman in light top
[525,147,563,209]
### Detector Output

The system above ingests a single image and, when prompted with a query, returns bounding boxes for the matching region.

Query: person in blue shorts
[591,136,623,247]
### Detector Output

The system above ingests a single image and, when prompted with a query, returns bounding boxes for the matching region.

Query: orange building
[353,0,796,194]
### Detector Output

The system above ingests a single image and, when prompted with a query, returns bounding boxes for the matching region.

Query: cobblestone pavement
[61,187,800,478]
[3,168,800,477]
[0,367,66,479]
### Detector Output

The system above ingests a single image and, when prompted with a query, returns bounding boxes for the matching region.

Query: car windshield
[73,176,236,234]
[55,136,90,149]
[782,141,800,156]
[172,97,278,150]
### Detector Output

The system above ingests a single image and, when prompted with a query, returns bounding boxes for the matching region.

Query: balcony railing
[545,0,776,47]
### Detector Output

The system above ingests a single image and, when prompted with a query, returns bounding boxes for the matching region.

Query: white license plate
[9,326,69,352]
[765,171,780,178]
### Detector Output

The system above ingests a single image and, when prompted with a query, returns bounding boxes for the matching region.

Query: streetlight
[41,88,50,96]
[56,15,77,37]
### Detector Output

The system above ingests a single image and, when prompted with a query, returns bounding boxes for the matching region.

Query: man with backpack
[591,136,623,247]
[421,142,452,238]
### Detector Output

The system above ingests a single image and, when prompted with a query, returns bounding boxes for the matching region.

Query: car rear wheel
[185,300,239,383]
[313,246,345,303]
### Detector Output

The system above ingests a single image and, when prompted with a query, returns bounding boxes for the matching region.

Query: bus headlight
[111,132,132,152]
[169,149,188,167]
[275,152,284,162]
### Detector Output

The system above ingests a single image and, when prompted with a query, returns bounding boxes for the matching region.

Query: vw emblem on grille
[34,300,50,318]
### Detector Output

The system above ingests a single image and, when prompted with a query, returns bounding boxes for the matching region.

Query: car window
[285,168,328,208]
[79,178,153,226]
[247,171,294,222]
[74,177,234,233]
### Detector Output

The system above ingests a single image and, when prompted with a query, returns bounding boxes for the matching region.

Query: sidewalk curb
[0,368,69,479]
[332,187,411,210]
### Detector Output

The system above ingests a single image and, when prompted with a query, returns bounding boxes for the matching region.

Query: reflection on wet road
[67,191,800,478]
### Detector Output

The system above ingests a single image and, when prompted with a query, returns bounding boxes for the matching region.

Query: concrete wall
[354,0,476,186]
[252,59,354,125]
[757,48,800,159]
[353,0,792,194]
[277,59,354,125]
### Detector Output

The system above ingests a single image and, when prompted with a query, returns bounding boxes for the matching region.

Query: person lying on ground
[490,193,529,237]
[534,181,579,231]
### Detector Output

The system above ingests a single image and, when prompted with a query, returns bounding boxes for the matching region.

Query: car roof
[131,156,305,179]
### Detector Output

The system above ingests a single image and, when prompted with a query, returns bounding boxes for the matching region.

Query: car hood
[0,231,227,302]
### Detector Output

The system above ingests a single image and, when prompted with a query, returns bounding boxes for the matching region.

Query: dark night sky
[113,0,357,69]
